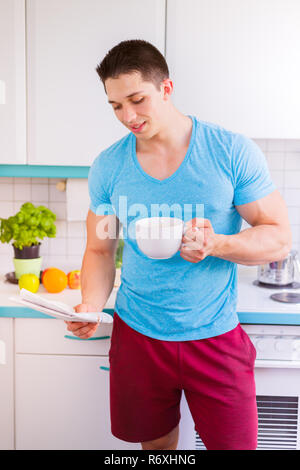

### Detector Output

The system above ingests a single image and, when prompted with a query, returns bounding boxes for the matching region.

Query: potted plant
[0,202,56,280]
[115,238,124,269]
[114,238,124,287]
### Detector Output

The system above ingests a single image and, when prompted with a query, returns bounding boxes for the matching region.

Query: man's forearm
[214,224,292,266]
[80,248,116,311]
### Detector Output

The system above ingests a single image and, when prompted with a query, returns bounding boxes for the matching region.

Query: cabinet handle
[64,335,110,341]
[99,366,110,371]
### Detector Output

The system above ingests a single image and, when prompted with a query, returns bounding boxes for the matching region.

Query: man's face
[105,72,168,139]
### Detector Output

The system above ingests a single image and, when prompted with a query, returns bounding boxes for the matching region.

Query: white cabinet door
[27,0,165,166]
[15,354,140,450]
[166,0,300,138]
[0,318,14,449]
[0,0,26,164]
[15,318,113,356]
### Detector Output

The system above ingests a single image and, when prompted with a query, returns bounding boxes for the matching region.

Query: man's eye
[113,98,144,111]
[132,98,144,105]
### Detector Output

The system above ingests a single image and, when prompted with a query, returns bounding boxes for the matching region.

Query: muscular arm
[214,190,292,265]
[181,190,292,266]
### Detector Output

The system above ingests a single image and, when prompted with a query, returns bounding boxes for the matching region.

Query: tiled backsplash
[240,139,300,253]
[0,138,300,272]
[0,177,86,272]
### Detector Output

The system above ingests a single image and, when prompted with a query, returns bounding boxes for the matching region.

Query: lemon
[18,273,40,293]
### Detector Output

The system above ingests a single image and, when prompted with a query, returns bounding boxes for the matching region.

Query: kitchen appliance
[270,292,300,304]
[253,280,300,289]
[257,250,300,286]
[178,324,300,450]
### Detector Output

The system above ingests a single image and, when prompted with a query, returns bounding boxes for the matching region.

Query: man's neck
[136,109,192,156]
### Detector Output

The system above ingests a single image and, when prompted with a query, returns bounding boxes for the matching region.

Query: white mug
[135,217,187,259]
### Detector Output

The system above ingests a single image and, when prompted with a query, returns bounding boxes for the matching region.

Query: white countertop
[237,265,300,314]
[0,265,300,315]
[0,269,118,310]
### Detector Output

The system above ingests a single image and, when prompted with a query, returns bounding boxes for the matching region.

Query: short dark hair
[96,39,169,92]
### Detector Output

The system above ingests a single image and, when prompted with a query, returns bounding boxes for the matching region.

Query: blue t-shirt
[88,116,275,341]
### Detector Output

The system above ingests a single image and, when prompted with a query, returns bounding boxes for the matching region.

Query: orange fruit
[67,270,81,289]
[42,267,68,293]
[41,267,54,284]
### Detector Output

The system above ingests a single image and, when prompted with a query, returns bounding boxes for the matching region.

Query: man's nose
[122,105,137,124]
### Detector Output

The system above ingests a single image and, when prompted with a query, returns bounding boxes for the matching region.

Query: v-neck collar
[131,115,196,184]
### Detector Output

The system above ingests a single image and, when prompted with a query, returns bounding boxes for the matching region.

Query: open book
[9,288,113,323]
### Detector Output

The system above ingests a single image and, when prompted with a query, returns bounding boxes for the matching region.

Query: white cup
[135,217,186,259]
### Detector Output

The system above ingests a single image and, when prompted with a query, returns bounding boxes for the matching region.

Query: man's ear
[161,78,173,101]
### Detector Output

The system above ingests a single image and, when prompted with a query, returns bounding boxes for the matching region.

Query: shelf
[0,165,90,178]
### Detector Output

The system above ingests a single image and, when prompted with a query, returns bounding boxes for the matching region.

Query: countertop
[0,265,300,325]
[236,265,300,324]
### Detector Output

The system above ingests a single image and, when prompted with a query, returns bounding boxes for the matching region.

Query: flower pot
[13,243,41,260]
[12,243,42,280]
[13,257,43,280]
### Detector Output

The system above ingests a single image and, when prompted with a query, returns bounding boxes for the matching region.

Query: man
[66,40,291,450]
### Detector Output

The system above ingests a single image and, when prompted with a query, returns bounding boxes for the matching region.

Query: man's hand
[180,218,220,263]
[65,303,100,339]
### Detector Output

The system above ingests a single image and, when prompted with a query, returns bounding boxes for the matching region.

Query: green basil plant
[115,238,124,269]
[0,202,56,250]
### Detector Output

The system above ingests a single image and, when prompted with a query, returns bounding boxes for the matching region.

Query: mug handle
[180,222,200,250]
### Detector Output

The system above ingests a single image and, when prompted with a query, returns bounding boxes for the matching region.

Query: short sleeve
[88,153,115,216]
[232,134,276,206]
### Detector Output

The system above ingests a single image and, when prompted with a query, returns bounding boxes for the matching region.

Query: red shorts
[109,312,258,450]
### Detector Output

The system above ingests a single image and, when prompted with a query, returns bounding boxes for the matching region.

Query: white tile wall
[241,139,300,252]
[0,177,86,270]
[0,138,300,270]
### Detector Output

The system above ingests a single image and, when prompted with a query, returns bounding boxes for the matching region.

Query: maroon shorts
[109,312,258,450]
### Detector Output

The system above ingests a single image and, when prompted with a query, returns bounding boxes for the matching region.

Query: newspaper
[9,288,113,323]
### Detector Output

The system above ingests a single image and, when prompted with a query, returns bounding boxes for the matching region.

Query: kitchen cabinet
[26,0,165,166]
[0,0,26,164]
[14,318,112,355]
[0,318,14,450]
[13,317,139,450]
[15,354,140,450]
[0,315,140,450]
[166,0,300,138]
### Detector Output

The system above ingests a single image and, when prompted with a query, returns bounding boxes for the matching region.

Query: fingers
[182,227,204,251]
[76,324,98,340]
[65,321,88,332]
[185,218,211,230]
[182,240,199,251]
[65,303,101,339]
[180,252,197,263]
[64,320,99,339]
